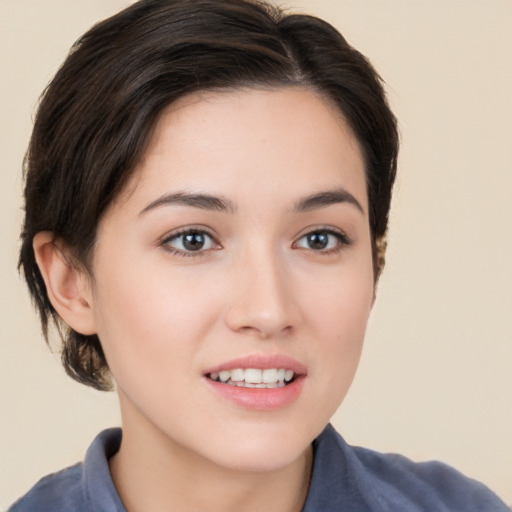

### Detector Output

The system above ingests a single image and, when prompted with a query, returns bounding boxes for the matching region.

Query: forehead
[116,87,367,213]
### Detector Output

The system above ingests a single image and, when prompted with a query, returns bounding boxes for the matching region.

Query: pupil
[308,232,328,250]
[183,232,205,251]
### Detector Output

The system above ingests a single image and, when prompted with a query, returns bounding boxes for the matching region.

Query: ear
[33,232,97,335]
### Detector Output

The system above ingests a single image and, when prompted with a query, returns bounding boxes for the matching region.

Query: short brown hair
[19,0,398,390]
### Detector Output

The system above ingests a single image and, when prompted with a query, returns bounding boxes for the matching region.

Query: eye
[161,228,219,256]
[294,229,351,253]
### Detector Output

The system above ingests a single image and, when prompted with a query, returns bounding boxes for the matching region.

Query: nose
[224,246,299,339]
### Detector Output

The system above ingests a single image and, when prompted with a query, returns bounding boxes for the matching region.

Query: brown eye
[304,232,330,250]
[294,229,352,252]
[182,232,207,251]
[162,229,218,254]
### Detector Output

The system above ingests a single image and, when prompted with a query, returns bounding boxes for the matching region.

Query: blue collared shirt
[8,424,509,511]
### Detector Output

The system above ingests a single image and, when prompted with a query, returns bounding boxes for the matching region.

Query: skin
[35,87,375,511]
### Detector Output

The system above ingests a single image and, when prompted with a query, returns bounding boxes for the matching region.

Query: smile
[208,368,296,388]
[203,355,307,410]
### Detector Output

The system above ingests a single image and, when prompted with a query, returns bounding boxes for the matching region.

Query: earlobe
[33,232,97,335]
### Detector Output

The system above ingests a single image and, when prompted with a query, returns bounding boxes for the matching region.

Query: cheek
[90,260,222,378]
[301,259,374,385]
[304,259,374,336]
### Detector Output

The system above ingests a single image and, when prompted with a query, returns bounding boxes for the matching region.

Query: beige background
[1,0,511,507]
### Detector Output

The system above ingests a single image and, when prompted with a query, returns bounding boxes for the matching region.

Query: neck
[109,409,313,512]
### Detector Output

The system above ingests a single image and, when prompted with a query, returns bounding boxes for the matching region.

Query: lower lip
[204,377,305,411]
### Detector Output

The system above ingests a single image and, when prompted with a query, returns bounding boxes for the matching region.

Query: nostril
[240,325,291,338]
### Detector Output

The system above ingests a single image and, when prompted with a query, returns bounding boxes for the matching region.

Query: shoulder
[7,428,124,512]
[306,424,509,512]
[7,464,84,512]
[351,443,507,511]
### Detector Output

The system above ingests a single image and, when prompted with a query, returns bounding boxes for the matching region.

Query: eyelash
[159,228,220,258]
[159,227,352,258]
[292,227,353,255]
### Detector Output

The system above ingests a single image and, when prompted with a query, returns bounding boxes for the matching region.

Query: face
[86,87,374,472]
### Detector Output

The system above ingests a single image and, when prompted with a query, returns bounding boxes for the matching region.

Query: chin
[193,418,319,473]
[209,442,307,473]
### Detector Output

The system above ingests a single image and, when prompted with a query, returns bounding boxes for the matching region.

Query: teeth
[231,368,244,382]
[219,371,231,382]
[209,368,296,388]
[245,369,262,384]
[262,369,278,383]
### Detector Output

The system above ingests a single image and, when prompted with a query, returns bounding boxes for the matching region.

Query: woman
[9,0,508,510]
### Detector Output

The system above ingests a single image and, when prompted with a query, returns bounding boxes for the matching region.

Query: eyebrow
[139,187,364,216]
[139,191,237,216]
[293,188,364,214]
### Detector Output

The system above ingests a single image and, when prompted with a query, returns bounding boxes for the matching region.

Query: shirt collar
[83,428,126,512]
[301,423,353,511]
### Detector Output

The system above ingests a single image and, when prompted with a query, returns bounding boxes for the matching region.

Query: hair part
[19,0,398,390]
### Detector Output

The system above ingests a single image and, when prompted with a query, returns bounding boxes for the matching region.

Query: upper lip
[203,354,307,376]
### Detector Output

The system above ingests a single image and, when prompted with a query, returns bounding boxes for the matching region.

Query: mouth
[207,368,297,389]
[203,355,307,410]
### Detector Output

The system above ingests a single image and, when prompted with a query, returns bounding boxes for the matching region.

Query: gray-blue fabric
[8,424,508,511]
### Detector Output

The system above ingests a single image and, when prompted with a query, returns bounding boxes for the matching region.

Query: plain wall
[1,0,510,507]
